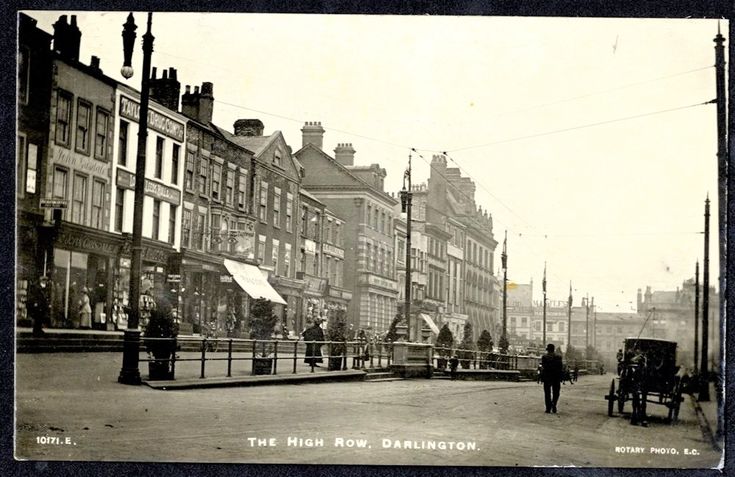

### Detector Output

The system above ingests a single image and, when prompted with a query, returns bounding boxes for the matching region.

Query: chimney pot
[162,69,168,79]
[194,85,200,94]
[71,15,77,26]
[152,66,157,79]
[169,67,176,80]
[90,55,100,69]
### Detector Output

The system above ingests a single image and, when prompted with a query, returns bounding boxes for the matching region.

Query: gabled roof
[211,124,279,158]
[295,143,397,205]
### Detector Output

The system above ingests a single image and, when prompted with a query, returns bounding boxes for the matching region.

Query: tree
[144,292,178,380]
[458,321,475,368]
[384,313,404,343]
[498,334,510,354]
[249,298,277,356]
[327,308,348,370]
[435,324,454,358]
[477,330,494,369]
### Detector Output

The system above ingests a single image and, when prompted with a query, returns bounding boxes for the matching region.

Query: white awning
[223,259,287,305]
[420,313,440,334]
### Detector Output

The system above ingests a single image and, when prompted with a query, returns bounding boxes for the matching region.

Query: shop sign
[304,276,327,294]
[52,147,110,177]
[167,274,181,282]
[220,275,233,283]
[141,246,169,263]
[116,169,181,205]
[119,95,185,142]
[361,274,398,291]
[303,239,316,254]
[322,243,344,259]
[57,231,118,256]
[40,198,69,209]
[328,287,352,301]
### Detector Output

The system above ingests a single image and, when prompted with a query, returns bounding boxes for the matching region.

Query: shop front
[301,275,327,335]
[271,275,304,338]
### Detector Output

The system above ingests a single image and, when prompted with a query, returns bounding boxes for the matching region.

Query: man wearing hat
[540,343,563,413]
[28,276,50,336]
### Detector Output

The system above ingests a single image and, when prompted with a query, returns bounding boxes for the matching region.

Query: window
[198,158,209,195]
[185,151,195,190]
[301,206,308,235]
[325,256,331,281]
[56,91,72,146]
[71,173,87,225]
[273,187,281,228]
[168,205,177,244]
[313,211,320,240]
[559,322,565,332]
[259,182,268,222]
[237,172,247,209]
[373,207,379,229]
[225,168,234,205]
[94,109,109,160]
[211,162,222,200]
[155,137,164,179]
[334,222,341,246]
[272,239,280,274]
[284,243,291,277]
[521,317,527,326]
[91,179,105,228]
[75,100,91,154]
[210,213,221,252]
[257,235,266,264]
[118,120,129,167]
[152,200,161,240]
[286,193,293,233]
[313,252,319,276]
[325,219,332,243]
[171,144,180,184]
[182,209,192,248]
[379,211,384,234]
[52,168,68,219]
[273,148,282,168]
[195,213,206,251]
[367,204,372,226]
[115,188,124,232]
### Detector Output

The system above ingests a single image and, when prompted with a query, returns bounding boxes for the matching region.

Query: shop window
[155,136,164,179]
[91,179,105,229]
[285,193,293,233]
[152,199,161,240]
[55,90,72,147]
[211,162,222,201]
[75,100,91,155]
[115,188,124,232]
[169,204,177,244]
[273,187,281,228]
[71,173,87,225]
[118,120,129,167]
[171,144,180,185]
[94,108,109,160]
[259,181,268,223]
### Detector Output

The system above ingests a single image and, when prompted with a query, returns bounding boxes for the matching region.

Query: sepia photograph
[13,7,728,471]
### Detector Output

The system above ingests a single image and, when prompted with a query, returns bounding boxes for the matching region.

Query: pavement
[14,353,723,468]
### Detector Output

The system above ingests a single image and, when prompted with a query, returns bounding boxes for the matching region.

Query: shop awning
[420,313,440,334]
[223,259,287,305]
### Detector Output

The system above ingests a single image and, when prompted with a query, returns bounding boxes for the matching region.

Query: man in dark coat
[540,343,563,413]
[28,277,50,337]
[302,319,325,367]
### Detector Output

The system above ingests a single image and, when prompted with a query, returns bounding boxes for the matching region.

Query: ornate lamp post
[400,153,413,341]
[118,12,155,385]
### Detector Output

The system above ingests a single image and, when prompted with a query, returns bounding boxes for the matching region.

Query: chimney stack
[234,119,264,137]
[53,14,82,61]
[149,66,181,112]
[90,55,101,71]
[301,121,325,149]
[334,143,356,166]
[181,81,213,123]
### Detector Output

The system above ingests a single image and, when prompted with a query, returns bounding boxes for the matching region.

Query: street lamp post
[567,282,572,354]
[118,12,155,385]
[542,262,547,345]
[400,153,413,341]
[699,196,711,401]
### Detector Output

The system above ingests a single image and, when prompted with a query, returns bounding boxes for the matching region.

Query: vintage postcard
[14,9,725,471]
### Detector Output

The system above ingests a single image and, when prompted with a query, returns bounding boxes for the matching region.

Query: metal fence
[432,346,540,373]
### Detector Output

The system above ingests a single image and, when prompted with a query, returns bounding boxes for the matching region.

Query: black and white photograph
[13,6,729,471]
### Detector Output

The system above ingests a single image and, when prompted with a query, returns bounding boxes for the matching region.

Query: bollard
[200,338,207,379]
[227,339,233,377]
[342,341,348,371]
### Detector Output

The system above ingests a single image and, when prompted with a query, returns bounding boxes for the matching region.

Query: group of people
[26,277,94,335]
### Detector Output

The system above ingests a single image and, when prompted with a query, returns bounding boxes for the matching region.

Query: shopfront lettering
[119,96,185,142]
[52,147,110,177]
[57,232,117,256]
[361,274,398,291]
[141,246,169,263]
[304,276,327,294]
[145,180,181,205]
[116,168,135,190]
[322,243,344,259]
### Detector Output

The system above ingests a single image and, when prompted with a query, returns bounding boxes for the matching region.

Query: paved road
[15,353,721,468]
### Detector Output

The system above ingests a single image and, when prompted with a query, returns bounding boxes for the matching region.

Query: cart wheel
[607,379,616,416]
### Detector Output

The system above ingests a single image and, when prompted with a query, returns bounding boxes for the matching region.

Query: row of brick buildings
[17,13,499,341]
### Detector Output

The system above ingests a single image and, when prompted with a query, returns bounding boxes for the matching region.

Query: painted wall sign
[52,147,110,177]
[116,168,181,205]
[119,95,185,142]
[322,243,344,259]
[57,231,117,256]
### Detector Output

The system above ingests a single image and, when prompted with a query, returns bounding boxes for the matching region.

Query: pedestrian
[28,277,50,337]
[302,319,325,367]
[616,348,624,375]
[540,343,563,413]
[449,354,459,379]
[78,287,92,329]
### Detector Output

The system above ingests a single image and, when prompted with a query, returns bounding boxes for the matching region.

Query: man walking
[540,343,563,413]
[28,276,50,337]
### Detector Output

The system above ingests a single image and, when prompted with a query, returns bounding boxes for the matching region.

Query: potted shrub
[249,298,278,375]
[144,293,178,380]
[458,321,475,369]
[434,324,454,370]
[327,308,348,371]
[476,329,494,369]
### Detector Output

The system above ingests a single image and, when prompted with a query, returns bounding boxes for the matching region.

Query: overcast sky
[25,11,725,311]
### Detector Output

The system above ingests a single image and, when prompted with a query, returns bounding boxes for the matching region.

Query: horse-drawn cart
[604,337,684,425]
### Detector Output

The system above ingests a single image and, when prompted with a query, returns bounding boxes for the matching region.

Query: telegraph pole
[400,153,413,341]
[566,282,572,354]
[542,262,547,345]
[591,296,596,349]
[694,260,699,371]
[500,231,508,353]
[700,196,710,401]
[714,25,726,371]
